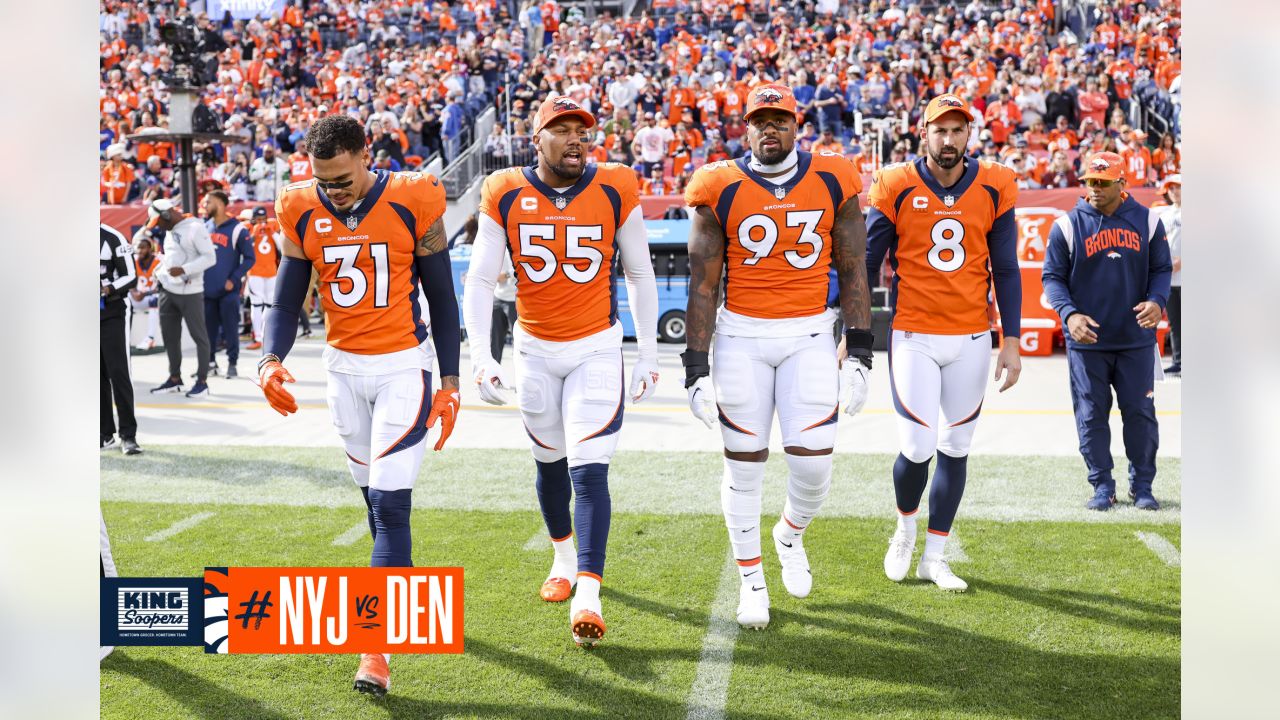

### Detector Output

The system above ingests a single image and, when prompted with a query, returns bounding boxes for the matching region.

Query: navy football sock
[569,463,611,578]
[360,486,376,541]
[368,488,413,567]
[893,453,932,515]
[536,459,574,540]
[927,452,968,535]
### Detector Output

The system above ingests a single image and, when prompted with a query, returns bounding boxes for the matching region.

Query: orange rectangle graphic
[203,567,464,654]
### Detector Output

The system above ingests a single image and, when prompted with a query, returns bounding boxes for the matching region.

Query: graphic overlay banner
[204,567,464,654]
[101,577,204,647]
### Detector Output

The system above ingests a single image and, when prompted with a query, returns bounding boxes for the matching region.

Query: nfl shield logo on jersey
[774,187,787,200]
[943,195,956,207]
[554,196,569,210]
[345,216,359,230]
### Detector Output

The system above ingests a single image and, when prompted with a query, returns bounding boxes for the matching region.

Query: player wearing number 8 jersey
[463,96,660,649]
[259,115,462,697]
[864,94,1023,592]
[683,84,873,630]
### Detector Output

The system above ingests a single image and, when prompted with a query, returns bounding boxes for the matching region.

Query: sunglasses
[1084,179,1118,188]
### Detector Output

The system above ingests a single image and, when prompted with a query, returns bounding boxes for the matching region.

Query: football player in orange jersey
[463,96,660,648]
[128,233,162,350]
[244,206,282,351]
[865,94,1023,592]
[682,84,873,629]
[257,115,461,697]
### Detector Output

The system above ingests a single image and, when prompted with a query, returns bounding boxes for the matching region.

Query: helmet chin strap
[748,147,798,174]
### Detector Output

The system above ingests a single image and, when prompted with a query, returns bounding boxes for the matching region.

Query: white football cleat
[916,557,968,592]
[883,529,915,582]
[772,520,812,598]
[736,582,770,630]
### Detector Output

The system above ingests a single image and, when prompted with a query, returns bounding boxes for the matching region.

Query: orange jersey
[288,152,313,182]
[276,170,446,355]
[248,219,281,278]
[685,151,863,320]
[867,158,1019,335]
[478,163,640,342]
[134,254,161,294]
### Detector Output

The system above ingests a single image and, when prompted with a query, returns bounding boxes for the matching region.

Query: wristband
[257,353,281,374]
[845,328,874,370]
[680,349,711,389]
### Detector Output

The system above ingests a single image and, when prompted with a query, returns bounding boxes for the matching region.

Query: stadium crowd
[101,0,1181,205]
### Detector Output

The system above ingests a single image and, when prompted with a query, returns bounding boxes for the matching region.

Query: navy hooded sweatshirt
[1042,194,1172,351]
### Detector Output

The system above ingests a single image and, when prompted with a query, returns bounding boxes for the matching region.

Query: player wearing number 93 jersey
[865,94,1023,593]
[259,114,462,697]
[682,83,874,630]
[463,96,660,649]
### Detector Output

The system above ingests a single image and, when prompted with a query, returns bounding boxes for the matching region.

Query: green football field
[101,447,1180,720]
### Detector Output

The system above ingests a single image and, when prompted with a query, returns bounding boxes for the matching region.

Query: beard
[930,146,962,169]
[548,159,585,180]
[753,140,789,166]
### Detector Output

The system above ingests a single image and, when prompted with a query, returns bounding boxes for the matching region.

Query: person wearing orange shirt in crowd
[1151,132,1180,179]
[1121,129,1154,187]
[1076,78,1109,129]
[288,139,313,182]
[1049,115,1080,152]
[1105,53,1137,104]
[641,167,671,195]
[966,49,996,98]
[1155,49,1181,91]
[1094,14,1122,51]
[812,127,844,154]
[1025,118,1050,151]
[101,144,135,204]
[984,88,1023,147]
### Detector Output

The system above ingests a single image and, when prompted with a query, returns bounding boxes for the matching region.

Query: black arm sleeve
[414,251,460,378]
[263,256,312,362]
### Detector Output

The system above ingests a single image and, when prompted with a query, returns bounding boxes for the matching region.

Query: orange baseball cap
[921,93,975,124]
[1080,152,1126,182]
[743,84,802,123]
[534,95,596,133]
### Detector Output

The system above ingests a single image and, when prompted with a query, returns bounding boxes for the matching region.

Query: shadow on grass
[735,595,1179,718]
[105,654,293,720]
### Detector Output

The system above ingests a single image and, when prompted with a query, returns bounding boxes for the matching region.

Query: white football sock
[722,458,766,562]
[923,529,948,560]
[737,557,765,586]
[571,574,601,615]
[549,534,577,580]
[896,509,919,537]
[781,452,833,536]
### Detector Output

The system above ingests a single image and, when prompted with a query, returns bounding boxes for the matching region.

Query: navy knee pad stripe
[718,405,756,435]
[802,406,839,430]
[378,370,433,459]
[569,463,612,578]
[536,459,573,540]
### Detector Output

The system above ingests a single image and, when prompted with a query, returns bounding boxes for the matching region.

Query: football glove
[258,358,298,416]
[687,375,717,429]
[426,388,461,451]
[629,357,660,403]
[473,359,512,406]
[840,361,871,417]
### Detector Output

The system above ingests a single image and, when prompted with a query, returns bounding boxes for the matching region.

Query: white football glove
[840,360,871,417]
[473,359,513,406]
[629,357,660,403]
[687,375,717,429]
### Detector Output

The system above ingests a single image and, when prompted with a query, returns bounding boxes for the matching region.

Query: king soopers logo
[118,587,189,630]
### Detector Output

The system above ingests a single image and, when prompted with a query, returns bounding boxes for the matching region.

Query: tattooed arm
[831,196,872,332]
[684,205,725,354]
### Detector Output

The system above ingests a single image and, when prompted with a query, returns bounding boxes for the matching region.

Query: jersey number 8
[737,210,824,269]
[517,224,605,284]
[928,218,966,272]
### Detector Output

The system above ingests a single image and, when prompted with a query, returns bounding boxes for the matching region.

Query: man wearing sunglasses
[1042,151,1173,512]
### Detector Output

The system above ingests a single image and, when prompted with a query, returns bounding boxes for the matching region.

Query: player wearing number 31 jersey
[683,84,873,630]
[260,115,462,697]
[464,96,660,649]
[865,94,1022,592]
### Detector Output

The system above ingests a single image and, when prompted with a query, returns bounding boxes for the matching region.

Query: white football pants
[246,275,276,342]
[518,346,625,467]
[326,368,432,492]
[888,329,991,462]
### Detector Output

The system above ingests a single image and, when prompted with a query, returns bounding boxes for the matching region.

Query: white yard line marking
[1135,531,1181,566]
[522,532,550,551]
[685,554,741,720]
[144,512,215,542]
[332,520,370,547]
[944,532,972,563]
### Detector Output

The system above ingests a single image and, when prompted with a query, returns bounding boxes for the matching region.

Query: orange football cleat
[540,577,572,603]
[353,653,390,697]
[245,341,262,350]
[571,609,606,648]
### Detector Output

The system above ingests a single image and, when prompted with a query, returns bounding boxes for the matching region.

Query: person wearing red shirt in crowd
[1039,149,1079,189]
[984,88,1022,146]
[101,144,135,204]
[1076,77,1109,129]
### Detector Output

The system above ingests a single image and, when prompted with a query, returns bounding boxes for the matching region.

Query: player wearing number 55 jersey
[259,115,462,697]
[865,94,1022,592]
[683,84,873,630]
[464,96,660,649]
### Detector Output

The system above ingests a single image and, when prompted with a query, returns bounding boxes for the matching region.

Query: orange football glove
[258,359,298,416]
[425,388,461,451]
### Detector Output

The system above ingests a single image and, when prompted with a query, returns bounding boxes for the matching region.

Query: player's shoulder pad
[871,161,913,192]
[276,179,317,218]
[689,158,738,190]
[594,161,640,187]
[977,159,1018,187]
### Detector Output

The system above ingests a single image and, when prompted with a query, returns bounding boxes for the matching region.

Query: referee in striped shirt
[101,223,142,455]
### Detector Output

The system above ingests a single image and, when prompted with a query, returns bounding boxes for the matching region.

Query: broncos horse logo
[1090,157,1112,172]
[755,88,785,104]
[936,95,965,108]
[553,97,582,111]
